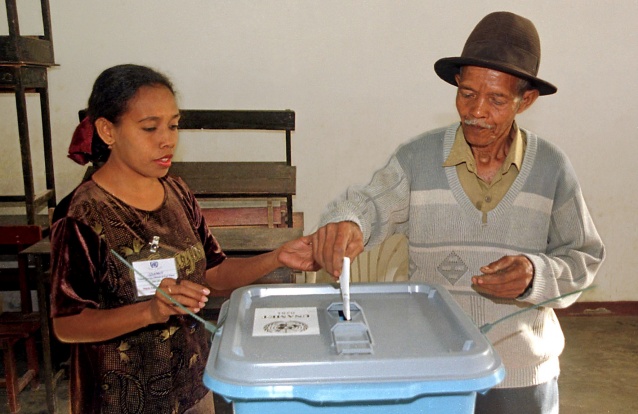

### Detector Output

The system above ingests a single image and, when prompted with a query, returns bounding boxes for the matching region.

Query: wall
[1,0,635,301]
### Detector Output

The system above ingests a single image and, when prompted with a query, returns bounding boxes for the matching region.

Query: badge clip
[149,236,160,253]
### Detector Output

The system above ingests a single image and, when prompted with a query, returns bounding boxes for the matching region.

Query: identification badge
[132,258,178,298]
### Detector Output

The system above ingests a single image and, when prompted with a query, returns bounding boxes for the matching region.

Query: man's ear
[517,89,540,114]
[94,117,115,146]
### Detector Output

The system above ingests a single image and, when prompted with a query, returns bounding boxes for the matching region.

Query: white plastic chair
[306,234,408,284]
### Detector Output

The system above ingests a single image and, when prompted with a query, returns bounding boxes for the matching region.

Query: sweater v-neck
[442,124,538,224]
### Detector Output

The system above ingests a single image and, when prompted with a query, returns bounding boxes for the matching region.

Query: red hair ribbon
[67,116,94,165]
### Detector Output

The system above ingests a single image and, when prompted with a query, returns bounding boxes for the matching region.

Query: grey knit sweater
[319,124,605,388]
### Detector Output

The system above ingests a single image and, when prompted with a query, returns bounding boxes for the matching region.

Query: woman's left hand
[150,278,210,323]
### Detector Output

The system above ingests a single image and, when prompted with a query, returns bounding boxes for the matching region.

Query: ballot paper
[340,257,351,320]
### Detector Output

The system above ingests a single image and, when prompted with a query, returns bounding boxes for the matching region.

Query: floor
[557,315,638,414]
[4,315,637,413]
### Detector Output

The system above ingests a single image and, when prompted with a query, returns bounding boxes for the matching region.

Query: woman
[50,64,317,414]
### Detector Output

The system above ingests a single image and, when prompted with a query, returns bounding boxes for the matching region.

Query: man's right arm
[312,154,411,277]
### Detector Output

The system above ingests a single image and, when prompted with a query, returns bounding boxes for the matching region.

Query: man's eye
[143,127,157,132]
[170,124,179,130]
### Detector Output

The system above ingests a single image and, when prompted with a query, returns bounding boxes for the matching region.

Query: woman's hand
[276,235,320,272]
[148,278,210,323]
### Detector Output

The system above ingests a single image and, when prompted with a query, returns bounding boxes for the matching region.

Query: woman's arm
[205,235,317,290]
[53,278,210,343]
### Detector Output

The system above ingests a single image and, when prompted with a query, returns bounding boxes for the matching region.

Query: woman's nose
[160,127,178,148]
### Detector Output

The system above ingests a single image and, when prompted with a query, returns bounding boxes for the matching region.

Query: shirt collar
[443,122,525,172]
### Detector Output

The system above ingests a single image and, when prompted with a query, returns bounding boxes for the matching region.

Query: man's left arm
[522,188,605,307]
[473,189,605,306]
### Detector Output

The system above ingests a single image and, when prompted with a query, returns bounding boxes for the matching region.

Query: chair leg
[2,341,21,414]
[26,336,40,389]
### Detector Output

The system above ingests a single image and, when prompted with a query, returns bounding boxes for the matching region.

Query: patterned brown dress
[50,175,225,414]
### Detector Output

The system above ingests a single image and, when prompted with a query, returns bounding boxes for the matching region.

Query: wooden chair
[174,110,299,224]
[0,225,43,414]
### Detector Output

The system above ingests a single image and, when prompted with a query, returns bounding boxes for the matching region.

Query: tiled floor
[4,315,638,413]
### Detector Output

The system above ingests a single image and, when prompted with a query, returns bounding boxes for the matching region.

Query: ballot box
[203,282,505,414]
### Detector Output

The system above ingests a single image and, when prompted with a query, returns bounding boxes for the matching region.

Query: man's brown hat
[434,11,557,95]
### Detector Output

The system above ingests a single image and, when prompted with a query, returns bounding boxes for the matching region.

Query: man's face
[455,66,538,149]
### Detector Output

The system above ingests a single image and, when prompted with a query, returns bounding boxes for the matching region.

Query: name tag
[132,258,178,298]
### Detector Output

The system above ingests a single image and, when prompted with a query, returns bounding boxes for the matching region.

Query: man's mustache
[463,118,494,130]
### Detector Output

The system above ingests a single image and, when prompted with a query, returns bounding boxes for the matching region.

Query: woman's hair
[87,64,175,164]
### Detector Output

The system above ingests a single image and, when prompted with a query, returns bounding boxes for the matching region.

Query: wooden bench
[173,110,302,303]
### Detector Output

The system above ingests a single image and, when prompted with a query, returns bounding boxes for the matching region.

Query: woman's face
[97,85,180,179]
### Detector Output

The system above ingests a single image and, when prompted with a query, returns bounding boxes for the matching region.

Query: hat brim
[434,57,557,96]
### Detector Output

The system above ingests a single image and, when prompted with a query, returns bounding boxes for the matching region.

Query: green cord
[479,285,595,334]
[110,249,219,334]
[113,249,593,337]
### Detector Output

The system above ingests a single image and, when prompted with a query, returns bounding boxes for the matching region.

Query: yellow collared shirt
[443,123,526,223]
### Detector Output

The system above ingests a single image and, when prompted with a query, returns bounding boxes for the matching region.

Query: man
[311,11,605,414]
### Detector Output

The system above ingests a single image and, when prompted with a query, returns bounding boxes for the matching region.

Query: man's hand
[311,221,364,278]
[471,255,534,299]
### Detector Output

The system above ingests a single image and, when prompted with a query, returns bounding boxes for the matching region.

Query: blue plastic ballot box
[203,282,505,414]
